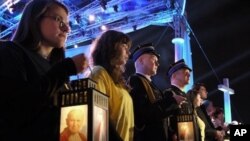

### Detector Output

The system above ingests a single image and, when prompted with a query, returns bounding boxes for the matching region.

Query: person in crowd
[128,43,175,141]
[163,59,192,141]
[60,109,87,141]
[187,90,205,141]
[88,30,134,141]
[192,83,224,141]
[0,0,88,140]
[213,107,228,132]
[204,100,216,119]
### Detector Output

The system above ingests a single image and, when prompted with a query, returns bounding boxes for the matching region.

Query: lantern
[59,78,109,141]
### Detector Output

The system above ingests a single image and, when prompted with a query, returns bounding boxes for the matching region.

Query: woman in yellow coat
[89,30,134,141]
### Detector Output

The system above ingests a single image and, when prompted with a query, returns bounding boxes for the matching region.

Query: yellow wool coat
[89,66,134,141]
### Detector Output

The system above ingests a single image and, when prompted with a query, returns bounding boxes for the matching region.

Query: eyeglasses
[43,15,70,32]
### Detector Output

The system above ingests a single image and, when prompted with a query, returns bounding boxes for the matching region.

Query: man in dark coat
[128,43,186,141]
[163,59,197,141]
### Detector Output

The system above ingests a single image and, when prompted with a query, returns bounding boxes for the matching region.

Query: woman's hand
[72,53,89,73]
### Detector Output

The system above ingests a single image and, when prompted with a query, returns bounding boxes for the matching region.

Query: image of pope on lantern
[60,106,87,141]
[178,122,195,141]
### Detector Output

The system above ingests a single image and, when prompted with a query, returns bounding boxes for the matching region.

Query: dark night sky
[126,0,250,124]
[186,0,250,123]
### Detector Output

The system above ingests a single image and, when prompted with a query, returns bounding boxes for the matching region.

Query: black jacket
[0,41,76,141]
[164,85,200,141]
[128,73,173,141]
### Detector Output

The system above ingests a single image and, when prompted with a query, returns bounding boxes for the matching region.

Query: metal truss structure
[0,0,186,48]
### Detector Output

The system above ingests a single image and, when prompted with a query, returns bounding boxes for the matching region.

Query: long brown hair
[187,89,200,109]
[12,0,68,64]
[91,30,131,87]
